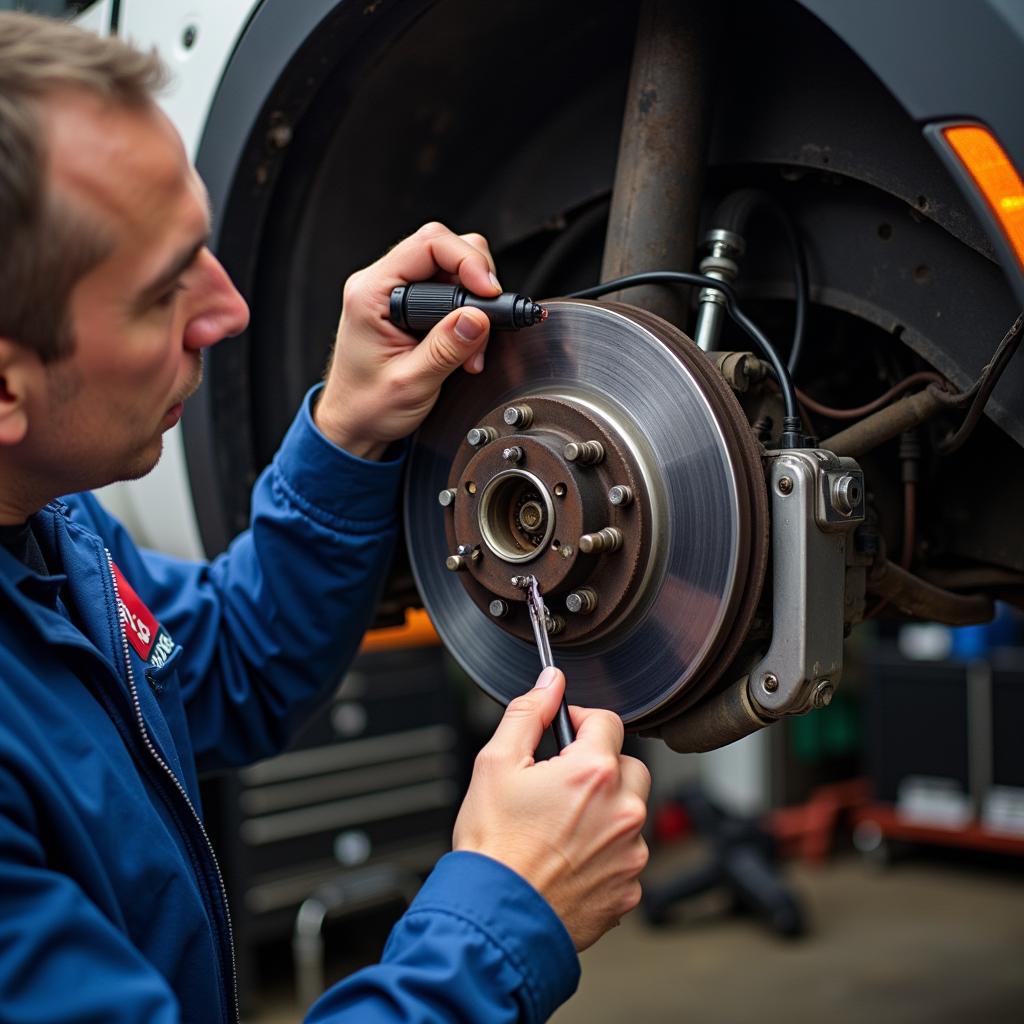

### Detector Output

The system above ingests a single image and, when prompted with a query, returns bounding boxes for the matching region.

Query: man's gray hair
[0,12,168,362]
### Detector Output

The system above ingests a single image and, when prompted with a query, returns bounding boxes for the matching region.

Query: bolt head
[813,680,834,708]
[831,474,862,516]
[778,477,794,495]
[762,672,779,693]
[489,599,509,618]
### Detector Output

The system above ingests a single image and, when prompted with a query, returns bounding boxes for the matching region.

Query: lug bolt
[778,476,794,495]
[438,488,457,507]
[831,474,862,516]
[510,575,531,589]
[761,672,779,693]
[545,614,566,636]
[813,680,835,708]
[489,599,510,618]
[466,426,498,448]
[446,555,466,572]
[566,587,598,615]
[578,527,623,554]
[564,440,605,465]
[503,404,534,428]
[608,485,634,507]
[502,445,524,463]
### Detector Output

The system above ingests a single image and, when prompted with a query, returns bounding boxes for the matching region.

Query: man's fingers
[619,754,652,802]
[484,668,566,764]
[568,704,626,755]
[458,232,497,276]
[378,223,499,297]
[404,307,490,385]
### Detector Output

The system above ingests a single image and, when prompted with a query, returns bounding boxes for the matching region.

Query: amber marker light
[943,124,1024,270]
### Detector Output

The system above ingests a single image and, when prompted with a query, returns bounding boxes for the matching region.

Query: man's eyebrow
[135,235,209,306]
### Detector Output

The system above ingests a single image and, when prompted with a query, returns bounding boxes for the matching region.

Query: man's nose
[182,249,251,351]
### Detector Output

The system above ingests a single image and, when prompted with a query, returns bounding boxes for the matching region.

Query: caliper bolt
[831,474,862,516]
[437,488,457,507]
[578,527,623,554]
[503,404,534,428]
[564,440,605,465]
[566,587,598,615]
[778,476,794,495]
[502,445,524,463]
[545,614,566,636]
[466,426,498,448]
[608,485,634,507]
[761,672,779,694]
[813,680,835,708]
[488,599,510,618]
[456,544,481,562]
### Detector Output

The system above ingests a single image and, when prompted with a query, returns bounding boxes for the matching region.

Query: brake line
[568,270,805,444]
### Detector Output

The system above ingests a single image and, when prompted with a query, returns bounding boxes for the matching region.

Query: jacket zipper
[105,550,240,1024]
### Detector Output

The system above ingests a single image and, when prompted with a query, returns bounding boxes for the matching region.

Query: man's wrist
[312,392,387,461]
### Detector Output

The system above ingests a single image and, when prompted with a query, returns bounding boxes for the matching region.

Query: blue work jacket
[0,389,578,1023]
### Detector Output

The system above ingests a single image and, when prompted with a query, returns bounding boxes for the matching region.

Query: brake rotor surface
[404,300,767,726]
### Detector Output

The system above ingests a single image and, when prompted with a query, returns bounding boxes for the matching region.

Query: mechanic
[0,13,650,1024]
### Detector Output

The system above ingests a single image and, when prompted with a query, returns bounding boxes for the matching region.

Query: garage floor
[245,847,1024,1024]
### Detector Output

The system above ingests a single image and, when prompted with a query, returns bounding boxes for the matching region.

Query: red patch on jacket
[111,562,158,660]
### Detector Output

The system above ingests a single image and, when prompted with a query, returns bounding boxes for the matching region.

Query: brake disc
[405,300,768,727]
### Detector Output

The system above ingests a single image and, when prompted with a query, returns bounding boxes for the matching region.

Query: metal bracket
[749,450,865,717]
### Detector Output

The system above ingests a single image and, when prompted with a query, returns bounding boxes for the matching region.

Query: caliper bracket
[748,449,865,718]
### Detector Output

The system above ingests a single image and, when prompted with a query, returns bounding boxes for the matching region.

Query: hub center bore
[478,470,555,563]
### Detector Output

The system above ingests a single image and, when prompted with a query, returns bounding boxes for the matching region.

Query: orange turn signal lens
[943,124,1024,270]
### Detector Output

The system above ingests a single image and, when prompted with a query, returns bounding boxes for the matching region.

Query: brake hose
[567,270,805,445]
[711,188,810,375]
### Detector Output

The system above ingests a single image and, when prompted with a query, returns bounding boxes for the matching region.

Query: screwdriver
[389,282,548,333]
[513,574,576,751]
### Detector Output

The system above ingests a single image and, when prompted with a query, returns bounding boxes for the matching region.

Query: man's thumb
[410,307,489,382]
[487,668,565,761]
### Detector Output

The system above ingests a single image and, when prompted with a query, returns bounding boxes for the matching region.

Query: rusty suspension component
[600,0,713,324]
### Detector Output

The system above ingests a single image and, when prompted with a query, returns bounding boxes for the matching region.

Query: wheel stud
[564,440,605,465]
[566,587,598,614]
[503,405,534,428]
[466,426,497,448]
[608,485,633,507]
[502,445,524,463]
[578,527,623,554]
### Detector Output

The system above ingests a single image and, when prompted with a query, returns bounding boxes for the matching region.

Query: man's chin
[112,437,164,484]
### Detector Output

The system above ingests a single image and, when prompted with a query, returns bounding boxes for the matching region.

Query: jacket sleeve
[84,385,405,771]
[305,853,580,1024]
[0,771,180,1024]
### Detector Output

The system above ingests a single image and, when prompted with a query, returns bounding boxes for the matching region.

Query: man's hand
[453,668,651,952]
[315,222,498,459]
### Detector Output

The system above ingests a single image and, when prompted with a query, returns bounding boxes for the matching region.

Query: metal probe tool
[389,282,548,333]
[513,574,576,751]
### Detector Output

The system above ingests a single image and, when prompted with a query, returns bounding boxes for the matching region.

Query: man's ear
[0,338,42,447]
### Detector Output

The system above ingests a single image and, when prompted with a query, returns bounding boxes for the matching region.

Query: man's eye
[155,282,187,309]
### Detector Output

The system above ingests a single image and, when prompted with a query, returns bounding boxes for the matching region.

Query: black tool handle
[389,282,546,332]
[553,698,576,751]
